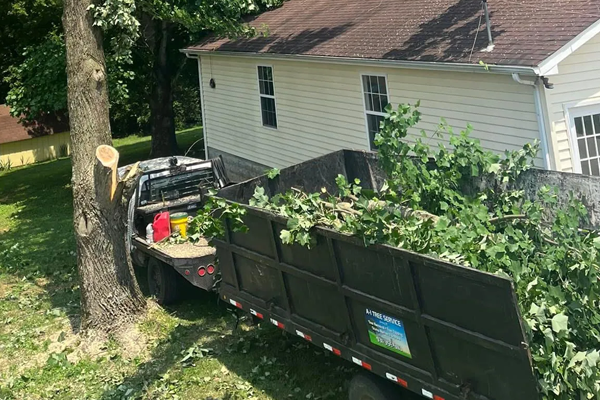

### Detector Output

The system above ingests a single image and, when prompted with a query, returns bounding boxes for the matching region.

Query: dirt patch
[113,323,148,359]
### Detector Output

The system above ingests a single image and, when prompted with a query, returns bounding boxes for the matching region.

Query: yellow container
[170,212,188,239]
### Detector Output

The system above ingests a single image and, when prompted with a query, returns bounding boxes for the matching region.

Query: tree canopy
[3,0,282,143]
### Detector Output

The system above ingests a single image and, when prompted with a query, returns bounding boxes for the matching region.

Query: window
[362,75,389,150]
[258,66,277,128]
[571,107,600,176]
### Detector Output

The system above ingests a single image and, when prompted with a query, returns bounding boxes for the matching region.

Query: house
[0,105,70,168]
[183,0,600,181]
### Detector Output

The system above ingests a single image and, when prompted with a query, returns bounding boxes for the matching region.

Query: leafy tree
[4,33,67,122]
[0,0,63,101]
[5,0,281,153]
[108,0,283,156]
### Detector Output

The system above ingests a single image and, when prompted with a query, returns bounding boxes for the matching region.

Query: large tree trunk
[149,20,178,157]
[63,0,146,332]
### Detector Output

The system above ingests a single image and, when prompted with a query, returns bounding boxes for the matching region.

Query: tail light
[198,267,206,277]
[207,264,215,274]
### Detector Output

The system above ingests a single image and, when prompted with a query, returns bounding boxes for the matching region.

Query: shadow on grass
[0,129,204,332]
[0,126,353,399]
[99,289,351,400]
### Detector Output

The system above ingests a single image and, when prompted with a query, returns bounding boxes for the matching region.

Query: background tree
[5,0,282,155]
[135,0,282,156]
[0,0,63,101]
[62,0,146,331]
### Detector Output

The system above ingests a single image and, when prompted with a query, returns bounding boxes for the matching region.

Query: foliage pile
[191,103,600,399]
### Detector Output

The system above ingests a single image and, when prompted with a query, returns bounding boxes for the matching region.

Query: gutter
[186,52,210,160]
[511,73,552,170]
[180,49,540,76]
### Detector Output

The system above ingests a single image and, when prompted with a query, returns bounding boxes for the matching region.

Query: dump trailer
[214,150,538,400]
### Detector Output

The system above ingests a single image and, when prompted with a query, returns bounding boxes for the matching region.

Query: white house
[183,0,600,180]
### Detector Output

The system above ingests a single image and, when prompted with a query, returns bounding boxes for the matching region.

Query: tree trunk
[150,19,178,157]
[63,0,146,332]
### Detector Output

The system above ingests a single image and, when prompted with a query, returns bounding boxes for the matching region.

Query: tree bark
[149,19,179,157]
[63,0,146,332]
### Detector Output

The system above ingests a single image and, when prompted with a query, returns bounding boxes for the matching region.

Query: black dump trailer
[214,150,538,400]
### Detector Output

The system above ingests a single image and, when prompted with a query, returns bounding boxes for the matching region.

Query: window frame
[360,73,390,150]
[256,65,278,129]
[564,100,600,175]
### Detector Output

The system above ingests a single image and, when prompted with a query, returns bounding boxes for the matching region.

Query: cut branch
[489,214,527,224]
[95,145,119,201]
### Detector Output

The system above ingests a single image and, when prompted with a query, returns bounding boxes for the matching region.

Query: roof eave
[181,48,541,76]
[537,18,600,76]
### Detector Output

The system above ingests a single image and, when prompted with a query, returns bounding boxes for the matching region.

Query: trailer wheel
[349,373,407,400]
[147,258,181,305]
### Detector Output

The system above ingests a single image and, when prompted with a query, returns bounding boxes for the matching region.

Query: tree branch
[489,214,527,224]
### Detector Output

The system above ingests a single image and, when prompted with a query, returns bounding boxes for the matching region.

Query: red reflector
[363,362,372,371]
[398,379,408,388]
[332,348,341,356]
[198,267,206,276]
[207,264,215,274]
[433,396,444,400]
[184,269,190,276]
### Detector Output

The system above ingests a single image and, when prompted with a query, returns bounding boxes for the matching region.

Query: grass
[0,128,352,400]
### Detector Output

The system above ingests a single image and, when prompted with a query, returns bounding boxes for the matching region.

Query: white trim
[360,73,390,150]
[538,19,600,76]
[182,49,540,76]
[191,54,210,159]
[256,64,278,129]
[563,100,600,174]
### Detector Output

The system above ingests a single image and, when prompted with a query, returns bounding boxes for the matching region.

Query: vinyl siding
[544,33,600,172]
[0,131,71,168]
[200,55,542,170]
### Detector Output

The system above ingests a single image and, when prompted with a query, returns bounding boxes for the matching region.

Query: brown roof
[187,0,600,67]
[0,105,69,145]
[0,105,32,145]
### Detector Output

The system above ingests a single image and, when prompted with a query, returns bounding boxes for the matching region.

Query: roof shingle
[187,0,600,66]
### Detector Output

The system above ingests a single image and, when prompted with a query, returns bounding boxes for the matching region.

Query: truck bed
[132,236,215,267]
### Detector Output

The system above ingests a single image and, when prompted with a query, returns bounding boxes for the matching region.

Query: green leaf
[551,313,568,333]
[280,230,293,244]
[586,350,600,367]
[267,168,280,179]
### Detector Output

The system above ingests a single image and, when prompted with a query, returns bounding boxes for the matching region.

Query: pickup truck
[119,155,230,304]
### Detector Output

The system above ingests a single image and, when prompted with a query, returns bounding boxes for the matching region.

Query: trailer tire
[349,372,406,400]
[147,258,181,305]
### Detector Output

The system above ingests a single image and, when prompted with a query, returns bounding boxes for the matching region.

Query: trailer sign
[365,308,412,359]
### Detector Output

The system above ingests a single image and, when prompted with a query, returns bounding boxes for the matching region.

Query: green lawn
[0,128,351,400]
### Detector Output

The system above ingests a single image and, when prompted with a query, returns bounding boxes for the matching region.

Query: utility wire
[469,3,485,63]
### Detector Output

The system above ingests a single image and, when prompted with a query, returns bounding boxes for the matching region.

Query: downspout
[186,52,210,160]
[511,73,551,170]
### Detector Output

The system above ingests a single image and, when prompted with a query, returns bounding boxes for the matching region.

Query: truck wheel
[147,259,180,305]
[349,373,406,400]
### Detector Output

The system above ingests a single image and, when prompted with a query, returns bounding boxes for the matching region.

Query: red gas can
[152,212,171,242]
